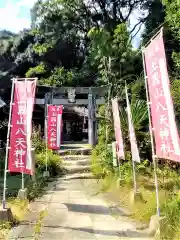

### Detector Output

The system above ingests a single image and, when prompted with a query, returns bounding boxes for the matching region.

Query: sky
[0,0,36,33]
[0,0,143,48]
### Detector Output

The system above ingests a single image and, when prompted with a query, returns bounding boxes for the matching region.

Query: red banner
[143,30,180,162]
[47,105,63,150]
[8,79,37,174]
[111,98,125,160]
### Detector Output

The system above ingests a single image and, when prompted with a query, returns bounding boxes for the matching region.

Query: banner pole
[21,78,28,190]
[45,104,48,172]
[105,88,110,144]
[132,159,137,192]
[118,158,122,180]
[21,172,24,190]
[125,84,138,193]
[2,79,15,209]
[142,49,160,216]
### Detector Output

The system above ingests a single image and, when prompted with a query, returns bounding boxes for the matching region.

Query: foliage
[0,0,149,90]
[33,210,48,240]
[97,105,114,144]
[32,126,63,176]
[142,0,165,44]
[163,0,180,41]
[162,0,180,77]
[91,142,113,178]
[25,62,47,78]
[171,79,180,120]
[33,42,53,56]
[26,175,48,201]
[35,150,63,176]
[88,24,142,96]
[92,137,180,239]
[40,67,73,86]
[119,99,148,130]
[32,127,46,153]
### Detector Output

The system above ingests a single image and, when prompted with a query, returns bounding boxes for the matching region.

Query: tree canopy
[0,0,180,119]
[0,0,149,91]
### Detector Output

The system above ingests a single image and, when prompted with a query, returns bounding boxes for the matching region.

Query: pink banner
[111,98,125,159]
[47,105,63,150]
[125,86,140,163]
[8,79,37,174]
[143,30,180,162]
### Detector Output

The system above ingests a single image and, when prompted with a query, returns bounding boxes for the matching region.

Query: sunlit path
[7,149,153,240]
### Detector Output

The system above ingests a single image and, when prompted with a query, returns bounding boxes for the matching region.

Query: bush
[91,142,114,178]
[161,195,180,239]
[36,150,63,176]
[32,126,64,176]
[32,127,46,153]
[27,175,47,201]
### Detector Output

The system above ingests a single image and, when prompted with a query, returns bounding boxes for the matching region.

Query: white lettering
[50,117,57,122]
[160,115,169,127]
[15,128,26,135]
[17,105,26,115]
[15,138,26,148]
[160,142,173,154]
[17,116,25,125]
[156,102,167,112]
[50,137,56,142]
[154,88,163,99]
[159,128,170,141]
[152,71,160,86]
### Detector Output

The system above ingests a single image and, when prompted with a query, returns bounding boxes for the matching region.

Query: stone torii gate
[35,86,108,146]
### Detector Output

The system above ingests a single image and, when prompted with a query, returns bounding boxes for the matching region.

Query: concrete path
[7,154,153,240]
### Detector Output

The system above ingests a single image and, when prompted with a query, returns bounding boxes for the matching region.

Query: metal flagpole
[118,157,122,180]
[45,104,48,172]
[21,78,27,190]
[106,85,111,143]
[112,141,122,180]
[142,48,160,217]
[132,159,137,192]
[105,57,111,144]
[2,78,15,209]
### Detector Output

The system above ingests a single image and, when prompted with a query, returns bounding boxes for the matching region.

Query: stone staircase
[62,154,93,179]
[59,143,92,156]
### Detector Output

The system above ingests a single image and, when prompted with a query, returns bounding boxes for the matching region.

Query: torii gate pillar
[88,90,97,146]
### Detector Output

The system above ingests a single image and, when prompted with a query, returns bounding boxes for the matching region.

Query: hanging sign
[125,86,140,163]
[143,30,180,162]
[47,105,63,150]
[111,98,125,160]
[8,79,37,174]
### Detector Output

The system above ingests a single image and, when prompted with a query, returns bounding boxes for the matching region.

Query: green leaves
[25,63,47,78]
[164,0,180,38]
[119,99,148,131]
[33,43,53,56]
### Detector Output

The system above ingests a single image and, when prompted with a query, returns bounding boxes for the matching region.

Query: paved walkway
[7,175,153,240]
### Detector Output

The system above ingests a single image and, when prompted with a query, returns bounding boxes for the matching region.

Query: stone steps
[62,155,90,160]
[61,145,92,177]
[65,165,90,174]
[63,172,93,180]
[59,148,92,156]
[64,159,91,166]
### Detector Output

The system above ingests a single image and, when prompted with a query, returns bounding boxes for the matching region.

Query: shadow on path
[63,203,130,216]
[41,225,148,238]
[13,223,148,239]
